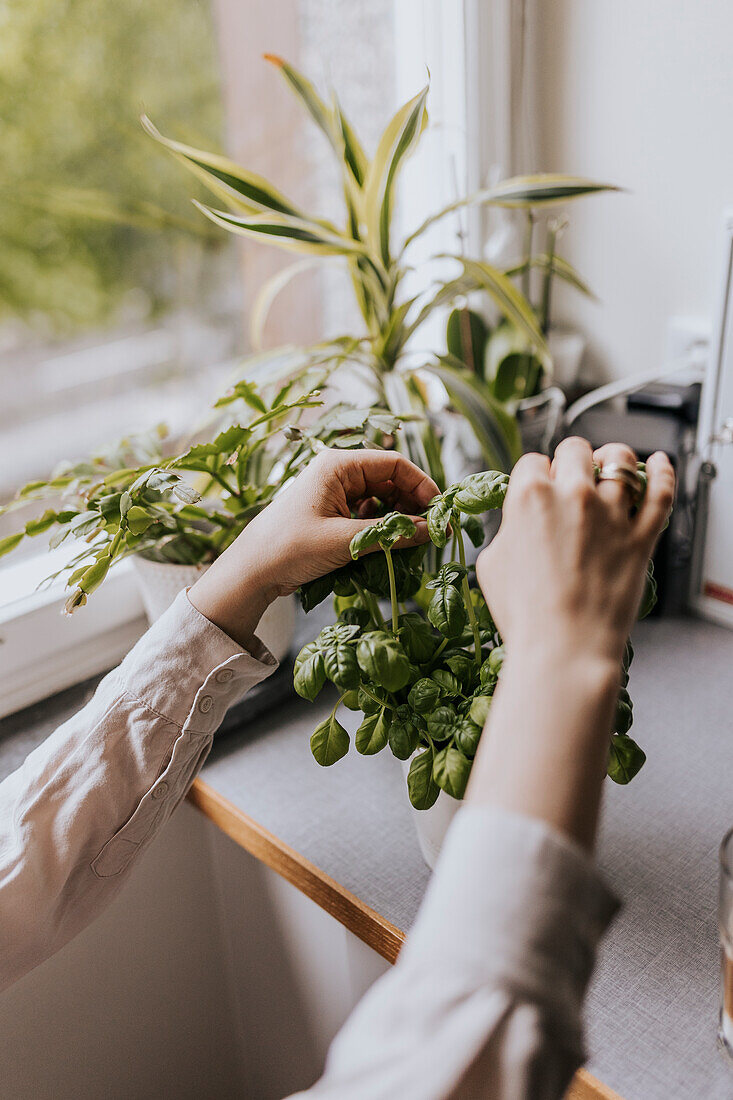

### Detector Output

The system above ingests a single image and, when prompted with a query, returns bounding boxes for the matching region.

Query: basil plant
[295,469,657,809]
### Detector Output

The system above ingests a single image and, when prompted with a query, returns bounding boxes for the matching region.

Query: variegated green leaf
[427,358,522,471]
[141,115,302,217]
[504,253,596,299]
[364,84,429,265]
[452,257,550,365]
[405,174,618,247]
[192,202,370,257]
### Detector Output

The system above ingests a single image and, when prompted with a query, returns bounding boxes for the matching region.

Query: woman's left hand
[189,448,438,649]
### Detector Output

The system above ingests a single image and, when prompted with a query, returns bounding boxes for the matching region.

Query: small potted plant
[0,375,405,663]
[143,56,615,485]
[293,467,657,867]
[442,211,600,474]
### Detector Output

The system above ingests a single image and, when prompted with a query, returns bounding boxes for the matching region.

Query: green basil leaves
[295,465,655,802]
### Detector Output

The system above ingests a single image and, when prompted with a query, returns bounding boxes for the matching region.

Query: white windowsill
[0,551,147,720]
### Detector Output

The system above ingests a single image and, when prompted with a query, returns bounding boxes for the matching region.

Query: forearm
[0,591,276,992]
[467,647,621,852]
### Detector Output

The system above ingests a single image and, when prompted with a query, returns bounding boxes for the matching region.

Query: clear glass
[719,827,733,1055]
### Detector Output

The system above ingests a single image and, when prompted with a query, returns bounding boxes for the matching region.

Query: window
[1,0,474,716]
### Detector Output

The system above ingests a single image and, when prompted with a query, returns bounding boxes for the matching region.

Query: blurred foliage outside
[0,0,227,336]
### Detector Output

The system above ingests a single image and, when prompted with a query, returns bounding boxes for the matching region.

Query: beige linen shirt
[0,590,618,1099]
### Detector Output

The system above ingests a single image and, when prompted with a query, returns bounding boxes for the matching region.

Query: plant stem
[331,692,347,718]
[456,526,481,665]
[354,580,385,632]
[208,469,240,498]
[384,547,399,633]
[428,636,449,668]
[540,221,558,335]
[522,210,535,302]
[360,684,390,709]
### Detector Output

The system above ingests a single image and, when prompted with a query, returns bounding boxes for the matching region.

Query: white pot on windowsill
[130,556,296,663]
[400,756,462,870]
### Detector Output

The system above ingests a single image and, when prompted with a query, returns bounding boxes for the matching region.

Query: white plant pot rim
[130,555,296,664]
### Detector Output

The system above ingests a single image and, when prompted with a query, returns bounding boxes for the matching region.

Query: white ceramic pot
[547,326,586,391]
[400,756,461,869]
[516,386,566,456]
[131,556,296,663]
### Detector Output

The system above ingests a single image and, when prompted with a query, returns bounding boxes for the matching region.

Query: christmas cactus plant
[294,467,657,808]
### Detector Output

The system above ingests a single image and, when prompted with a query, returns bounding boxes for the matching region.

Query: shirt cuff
[402,805,619,1030]
[111,589,278,733]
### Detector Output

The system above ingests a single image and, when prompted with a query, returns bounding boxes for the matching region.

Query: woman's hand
[469,438,675,850]
[189,448,438,649]
[476,438,675,669]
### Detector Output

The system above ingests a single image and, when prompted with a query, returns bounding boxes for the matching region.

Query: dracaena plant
[0,375,406,613]
[293,468,657,808]
[143,55,616,482]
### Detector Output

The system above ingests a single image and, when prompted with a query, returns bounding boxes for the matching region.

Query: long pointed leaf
[365,84,429,264]
[192,202,370,257]
[142,114,302,217]
[250,258,321,347]
[428,359,522,471]
[504,253,596,299]
[452,257,550,365]
[405,174,619,247]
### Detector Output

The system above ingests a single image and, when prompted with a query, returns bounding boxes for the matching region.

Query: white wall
[0,805,244,1100]
[528,0,733,382]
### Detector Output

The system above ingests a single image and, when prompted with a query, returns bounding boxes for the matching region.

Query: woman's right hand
[469,439,674,850]
[476,438,675,670]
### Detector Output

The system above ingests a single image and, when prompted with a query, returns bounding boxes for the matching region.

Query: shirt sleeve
[294,806,619,1100]
[0,590,277,993]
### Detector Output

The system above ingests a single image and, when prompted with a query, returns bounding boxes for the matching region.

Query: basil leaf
[468,695,491,727]
[341,689,361,710]
[407,749,440,810]
[425,562,466,590]
[358,686,388,714]
[387,714,420,760]
[339,607,370,629]
[431,669,461,696]
[453,471,509,514]
[487,645,505,674]
[398,612,438,663]
[461,514,485,548]
[432,745,471,799]
[455,716,483,757]
[638,560,657,620]
[378,511,417,549]
[614,687,634,735]
[427,585,466,637]
[349,523,381,559]
[293,642,326,701]
[426,705,457,742]
[317,623,360,645]
[356,631,411,692]
[355,708,390,755]
[607,734,646,784]
[298,574,334,613]
[310,714,350,766]
[408,678,441,714]
[426,496,452,549]
[446,654,475,689]
[322,642,360,691]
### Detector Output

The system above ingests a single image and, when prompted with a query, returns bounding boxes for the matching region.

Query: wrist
[502,642,621,710]
[188,555,278,650]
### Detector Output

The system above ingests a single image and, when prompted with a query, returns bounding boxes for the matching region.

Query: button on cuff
[198,695,214,714]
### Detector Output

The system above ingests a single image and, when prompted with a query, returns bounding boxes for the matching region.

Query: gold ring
[595,462,644,505]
